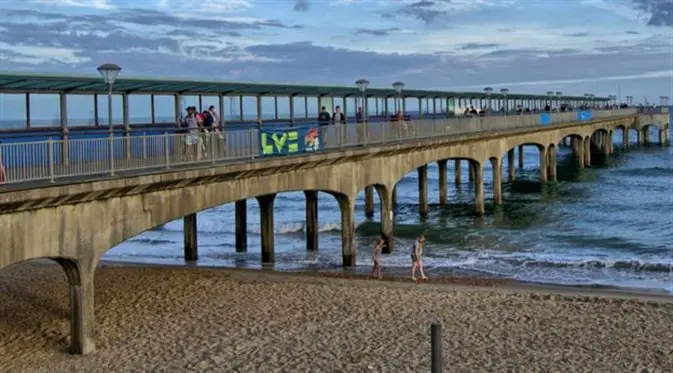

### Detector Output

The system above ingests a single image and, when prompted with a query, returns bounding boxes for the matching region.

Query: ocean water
[105,126,673,294]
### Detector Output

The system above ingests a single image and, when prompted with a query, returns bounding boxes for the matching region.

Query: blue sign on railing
[259,126,320,156]
[577,110,592,121]
[539,113,551,126]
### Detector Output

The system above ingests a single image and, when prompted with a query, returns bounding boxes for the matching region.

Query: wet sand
[1,261,672,373]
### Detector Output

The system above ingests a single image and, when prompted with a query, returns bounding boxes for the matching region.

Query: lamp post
[355,79,370,122]
[546,91,554,109]
[589,93,595,108]
[500,88,509,113]
[97,63,122,134]
[484,87,493,111]
[393,81,405,114]
[626,95,633,106]
[555,91,563,109]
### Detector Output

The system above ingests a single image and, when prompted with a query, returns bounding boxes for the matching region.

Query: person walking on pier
[411,234,428,281]
[0,154,5,184]
[371,238,386,279]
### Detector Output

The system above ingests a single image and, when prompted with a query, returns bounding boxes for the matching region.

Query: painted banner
[577,110,592,121]
[539,113,551,126]
[259,126,321,156]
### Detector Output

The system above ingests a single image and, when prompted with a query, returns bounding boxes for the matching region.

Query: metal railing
[0,109,635,186]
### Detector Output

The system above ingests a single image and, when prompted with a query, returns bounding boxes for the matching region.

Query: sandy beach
[1,262,672,373]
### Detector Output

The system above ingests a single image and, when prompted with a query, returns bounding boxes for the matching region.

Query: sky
[0,0,672,123]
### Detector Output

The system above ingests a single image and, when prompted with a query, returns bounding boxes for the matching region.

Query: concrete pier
[623,129,630,150]
[547,148,557,182]
[468,163,475,182]
[490,158,503,205]
[235,200,247,252]
[643,128,650,146]
[473,162,485,215]
[438,160,448,205]
[183,213,198,261]
[257,194,276,263]
[507,149,515,183]
[338,196,355,267]
[364,186,374,218]
[518,145,524,168]
[418,165,428,215]
[54,258,96,355]
[583,137,591,167]
[454,159,462,184]
[304,191,318,252]
[637,130,644,146]
[380,187,394,254]
[392,186,397,210]
[538,148,548,182]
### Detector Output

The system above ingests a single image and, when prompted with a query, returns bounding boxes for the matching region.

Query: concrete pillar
[454,159,462,184]
[607,132,614,154]
[380,186,394,254]
[235,200,247,252]
[490,158,503,205]
[55,258,96,355]
[418,165,428,216]
[538,147,548,182]
[547,147,557,182]
[392,185,397,210]
[183,213,198,261]
[643,128,650,145]
[257,194,276,263]
[337,195,356,267]
[507,149,515,182]
[438,160,448,206]
[473,162,485,215]
[637,129,644,146]
[623,129,630,150]
[659,129,665,146]
[364,186,374,218]
[582,137,590,168]
[304,191,318,252]
[518,145,524,168]
[468,162,475,182]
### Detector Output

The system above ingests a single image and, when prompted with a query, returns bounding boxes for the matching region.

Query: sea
[96,113,673,294]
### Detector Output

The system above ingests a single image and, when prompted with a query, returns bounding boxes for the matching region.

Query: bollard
[431,322,442,373]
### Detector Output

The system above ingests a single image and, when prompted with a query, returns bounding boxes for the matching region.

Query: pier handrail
[0,109,637,187]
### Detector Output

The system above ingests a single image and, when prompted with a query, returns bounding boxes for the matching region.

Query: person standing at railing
[0,153,6,184]
[182,106,204,160]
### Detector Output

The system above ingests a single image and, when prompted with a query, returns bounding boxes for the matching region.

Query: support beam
[235,199,247,252]
[507,149,515,183]
[304,191,318,252]
[257,194,276,263]
[55,259,96,355]
[183,213,198,261]
[392,186,398,211]
[418,165,428,216]
[473,162,485,215]
[583,137,591,167]
[623,129,630,150]
[518,145,524,168]
[438,160,448,206]
[547,147,557,182]
[538,147,548,182]
[454,159,461,184]
[380,187,394,254]
[338,195,356,267]
[364,186,375,218]
[491,158,503,205]
[468,162,475,182]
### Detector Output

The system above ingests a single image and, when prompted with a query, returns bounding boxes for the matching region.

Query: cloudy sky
[0,0,671,103]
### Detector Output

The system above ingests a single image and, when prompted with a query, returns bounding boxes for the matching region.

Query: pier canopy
[0,72,599,101]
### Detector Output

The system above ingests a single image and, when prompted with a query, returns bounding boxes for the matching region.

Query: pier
[0,72,670,355]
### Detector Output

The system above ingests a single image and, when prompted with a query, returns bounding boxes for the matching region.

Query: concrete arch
[389,154,482,189]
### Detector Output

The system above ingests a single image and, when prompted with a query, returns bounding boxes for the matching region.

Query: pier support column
[304,191,318,252]
[547,147,557,182]
[392,186,397,211]
[507,149,515,183]
[379,186,394,254]
[257,194,276,264]
[659,129,666,146]
[473,162,485,215]
[643,128,650,146]
[538,147,548,182]
[468,163,475,182]
[454,159,462,184]
[337,195,356,267]
[55,258,96,355]
[364,186,374,218]
[518,145,524,168]
[438,160,448,206]
[582,137,590,167]
[607,132,614,154]
[490,158,503,205]
[235,200,247,252]
[637,129,644,146]
[623,129,630,151]
[183,213,198,261]
[418,165,428,216]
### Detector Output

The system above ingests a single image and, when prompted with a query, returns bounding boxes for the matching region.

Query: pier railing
[0,109,635,186]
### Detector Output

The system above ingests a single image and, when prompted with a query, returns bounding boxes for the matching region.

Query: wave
[157,220,342,235]
[499,257,673,273]
[610,166,673,177]
[126,238,175,245]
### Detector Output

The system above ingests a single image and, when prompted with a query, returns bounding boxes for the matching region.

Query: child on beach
[411,234,428,281]
[371,238,386,279]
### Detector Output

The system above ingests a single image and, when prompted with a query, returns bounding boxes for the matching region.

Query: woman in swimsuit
[411,234,428,281]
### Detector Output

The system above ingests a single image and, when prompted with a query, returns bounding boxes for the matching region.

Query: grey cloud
[626,30,640,34]
[631,0,673,27]
[480,48,584,59]
[383,0,448,25]
[294,0,310,12]
[458,43,501,50]
[565,32,590,37]
[355,28,401,36]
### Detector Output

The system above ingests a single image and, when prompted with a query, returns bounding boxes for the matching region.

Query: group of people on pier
[371,234,428,281]
[179,106,225,159]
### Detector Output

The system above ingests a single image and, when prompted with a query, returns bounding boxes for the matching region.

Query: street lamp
[555,91,563,109]
[97,63,122,134]
[484,87,493,110]
[546,91,554,108]
[500,88,509,113]
[355,79,369,121]
[589,93,595,108]
[393,81,404,114]
[626,95,633,106]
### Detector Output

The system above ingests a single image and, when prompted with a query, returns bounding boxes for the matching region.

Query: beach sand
[1,261,672,373]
